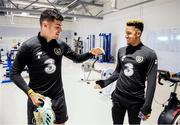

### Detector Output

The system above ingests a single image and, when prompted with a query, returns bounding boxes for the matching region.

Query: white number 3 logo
[124,63,134,76]
[44,58,56,74]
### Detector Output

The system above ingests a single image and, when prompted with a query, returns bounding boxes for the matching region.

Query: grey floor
[0,57,179,125]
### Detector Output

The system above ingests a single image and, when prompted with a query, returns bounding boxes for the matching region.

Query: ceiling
[0,0,104,21]
[0,0,156,21]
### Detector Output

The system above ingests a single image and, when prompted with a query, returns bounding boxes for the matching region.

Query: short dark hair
[126,20,144,32]
[40,9,64,25]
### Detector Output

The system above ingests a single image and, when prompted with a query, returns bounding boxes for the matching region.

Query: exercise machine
[81,57,113,84]
[157,70,180,125]
[81,57,116,97]
[1,49,28,83]
[0,48,3,63]
[1,50,15,83]
[74,37,83,54]
[99,33,113,63]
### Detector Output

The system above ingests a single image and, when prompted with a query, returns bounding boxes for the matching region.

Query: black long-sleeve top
[10,33,94,98]
[98,43,158,115]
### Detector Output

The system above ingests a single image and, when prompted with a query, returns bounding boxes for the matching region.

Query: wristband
[28,89,34,96]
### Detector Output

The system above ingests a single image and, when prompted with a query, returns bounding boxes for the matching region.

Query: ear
[137,30,142,37]
[42,21,48,28]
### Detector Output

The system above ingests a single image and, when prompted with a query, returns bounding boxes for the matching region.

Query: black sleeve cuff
[140,106,152,115]
[95,80,106,88]
[88,52,95,57]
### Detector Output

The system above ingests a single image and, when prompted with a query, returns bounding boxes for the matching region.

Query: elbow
[76,60,83,63]
[75,58,84,63]
[72,59,81,63]
[10,72,15,81]
[10,70,19,82]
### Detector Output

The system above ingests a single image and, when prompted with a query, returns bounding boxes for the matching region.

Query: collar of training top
[128,42,143,49]
[37,32,57,45]
[126,43,143,54]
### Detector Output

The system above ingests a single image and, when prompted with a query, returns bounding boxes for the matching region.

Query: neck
[130,39,141,46]
[40,31,52,42]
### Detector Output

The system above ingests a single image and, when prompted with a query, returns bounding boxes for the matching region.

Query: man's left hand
[90,48,105,56]
[138,111,151,121]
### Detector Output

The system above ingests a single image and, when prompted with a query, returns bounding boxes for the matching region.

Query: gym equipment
[85,33,114,63]
[99,81,116,98]
[74,37,83,54]
[1,50,15,83]
[1,49,28,84]
[99,33,113,63]
[157,70,180,125]
[86,35,95,53]
[81,57,113,83]
[88,35,95,51]
[0,48,3,63]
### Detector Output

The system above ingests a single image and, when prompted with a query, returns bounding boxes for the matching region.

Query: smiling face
[125,26,142,46]
[41,19,62,41]
[39,9,64,42]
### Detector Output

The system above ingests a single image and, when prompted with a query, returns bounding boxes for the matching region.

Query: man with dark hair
[95,20,158,125]
[10,8,104,125]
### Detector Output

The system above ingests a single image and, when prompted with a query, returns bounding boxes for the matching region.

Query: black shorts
[27,95,68,124]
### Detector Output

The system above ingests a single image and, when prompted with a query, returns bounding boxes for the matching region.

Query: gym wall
[72,0,180,72]
[0,16,74,53]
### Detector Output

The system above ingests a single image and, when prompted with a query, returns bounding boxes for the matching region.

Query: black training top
[10,33,93,98]
[101,43,158,114]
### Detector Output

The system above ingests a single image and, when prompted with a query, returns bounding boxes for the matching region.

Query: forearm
[66,51,94,63]
[141,52,158,114]
[10,42,32,95]
[141,74,157,115]
[75,52,94,62]
[103,71,119,86]
[10,72,30,95]
[97,70,119,88]
[100,52,121,87]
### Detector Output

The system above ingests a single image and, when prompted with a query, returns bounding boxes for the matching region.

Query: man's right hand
[94,84,102,89]
[94,80,105,89]
[90,48,105,56]
[28,90,45,107]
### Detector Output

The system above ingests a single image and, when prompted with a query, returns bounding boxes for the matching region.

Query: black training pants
[112,98,144,125]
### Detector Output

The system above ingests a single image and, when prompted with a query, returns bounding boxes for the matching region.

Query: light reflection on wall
[176,35,180,40]
[157,36,169,41]
[146,29,180,52]
[145,29,180,72]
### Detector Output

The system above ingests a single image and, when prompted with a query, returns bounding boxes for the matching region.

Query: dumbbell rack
[1,51,14,83]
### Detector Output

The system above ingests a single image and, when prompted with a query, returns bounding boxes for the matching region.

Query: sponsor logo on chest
[54,48,62,56]
[136,56,143,63]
